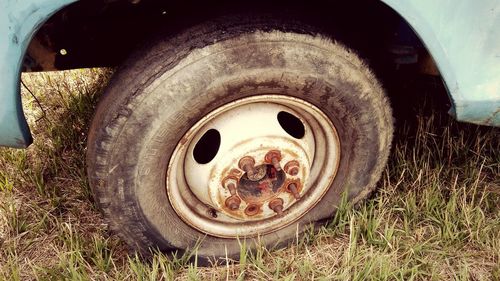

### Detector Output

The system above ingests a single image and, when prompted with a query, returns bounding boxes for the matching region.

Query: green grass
[0,69,499,280]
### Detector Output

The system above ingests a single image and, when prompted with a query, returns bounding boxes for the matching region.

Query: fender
[0,0,498,148]
[381,0,500,126]
[0,0,76,148]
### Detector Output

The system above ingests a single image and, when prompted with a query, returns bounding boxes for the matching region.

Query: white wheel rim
[166,95,340,238]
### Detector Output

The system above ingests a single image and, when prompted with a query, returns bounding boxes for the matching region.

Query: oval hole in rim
[193,129,221,164]
[277,111,305,139]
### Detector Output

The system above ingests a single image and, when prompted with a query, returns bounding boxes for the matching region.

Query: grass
[0,69,499,280]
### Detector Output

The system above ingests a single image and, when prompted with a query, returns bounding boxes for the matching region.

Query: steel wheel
[167,95,340,237]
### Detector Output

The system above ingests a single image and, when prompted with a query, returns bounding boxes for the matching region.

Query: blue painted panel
[381,0,500,126]
[0,0,76,148]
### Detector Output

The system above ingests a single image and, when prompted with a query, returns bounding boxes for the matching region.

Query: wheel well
[23,0,450,113]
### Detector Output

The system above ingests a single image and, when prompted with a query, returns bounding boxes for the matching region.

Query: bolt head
[268,198,284,216]
[244,204,260,216]
[286,182,301,199]
[222,176,238,191]
[284,160,300,176]
[225,195,241,211]
[238,156,255,170]
[264,150,282,163]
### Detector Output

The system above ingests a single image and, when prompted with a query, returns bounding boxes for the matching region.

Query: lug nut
[287,183,301,199]
[225,195,241,211]
[227,183,237,195]
[271,157,281,171]
[284,160,300,176]
[268,198,284,216]
[244,204,260,216]
[239,156,256,178]
[265,150,282,171]
[223,177,238,193]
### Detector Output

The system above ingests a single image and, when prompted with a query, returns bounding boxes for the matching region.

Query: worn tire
[86,18,393,262]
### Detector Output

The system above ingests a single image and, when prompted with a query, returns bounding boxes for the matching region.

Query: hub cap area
[166,95,340,238]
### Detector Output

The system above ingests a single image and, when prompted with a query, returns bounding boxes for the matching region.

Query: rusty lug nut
[222,177,238,194]
[225,195,241,211]
[227,183,237,195]
[268,198,284,216]
[287,183,301,199]
[271,157,281,171]
[265,150,282,171]
[238,156,256,178]
[284,160,300,176]
[244,204,260,216]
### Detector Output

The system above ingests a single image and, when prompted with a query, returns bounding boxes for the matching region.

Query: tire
[86,18,393,262]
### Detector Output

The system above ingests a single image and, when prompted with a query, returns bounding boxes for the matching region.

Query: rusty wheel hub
[227,155,296,218]
[166,95,340,237]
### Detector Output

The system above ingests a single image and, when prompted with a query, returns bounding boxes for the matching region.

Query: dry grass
[0,69,499,280]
